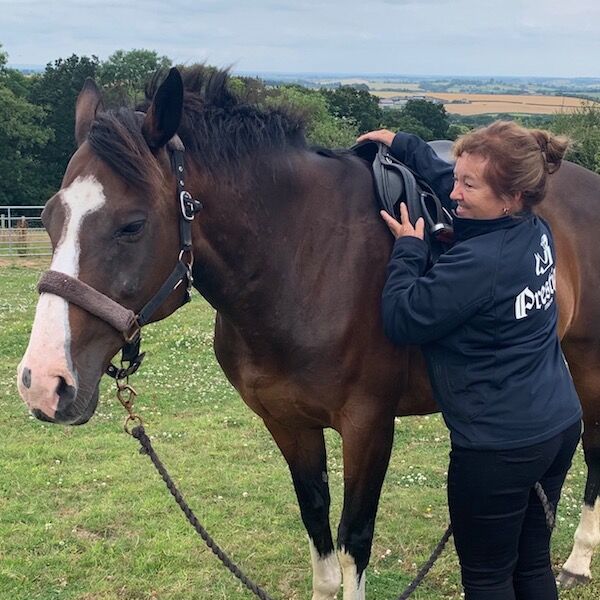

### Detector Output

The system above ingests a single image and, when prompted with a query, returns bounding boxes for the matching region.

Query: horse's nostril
[21,367,32,389]
[56,377,76,404]
[32,408,55,423]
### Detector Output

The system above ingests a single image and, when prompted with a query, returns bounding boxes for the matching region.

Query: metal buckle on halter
[180,191,195,221]
[123,317,141,343]
[180,191,202,221]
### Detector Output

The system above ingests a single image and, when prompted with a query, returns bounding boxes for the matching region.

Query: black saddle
[352,140,454,262]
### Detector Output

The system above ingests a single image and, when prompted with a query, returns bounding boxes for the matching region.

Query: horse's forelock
[87,109,164,194]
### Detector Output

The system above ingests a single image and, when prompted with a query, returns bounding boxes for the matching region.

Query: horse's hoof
[556,569,591,589]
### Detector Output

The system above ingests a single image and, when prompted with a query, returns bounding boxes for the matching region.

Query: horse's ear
[142,68,183,150]
[75,78,104,147]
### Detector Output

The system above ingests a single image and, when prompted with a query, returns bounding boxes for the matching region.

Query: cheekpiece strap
[172,149,202,251]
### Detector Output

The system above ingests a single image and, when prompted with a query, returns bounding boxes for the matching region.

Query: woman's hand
[380,203,425,240]
[356,129,395,147]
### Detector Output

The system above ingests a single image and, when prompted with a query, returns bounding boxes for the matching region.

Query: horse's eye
[117,220,145,238]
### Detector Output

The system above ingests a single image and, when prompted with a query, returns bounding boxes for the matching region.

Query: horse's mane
[88,65,312,190]
[148,66,308,169]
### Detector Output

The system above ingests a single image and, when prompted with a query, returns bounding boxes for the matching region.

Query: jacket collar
[453,212,533,242]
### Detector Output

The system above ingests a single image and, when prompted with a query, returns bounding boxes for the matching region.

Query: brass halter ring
[124,414,144,435]
[116,381,143,434]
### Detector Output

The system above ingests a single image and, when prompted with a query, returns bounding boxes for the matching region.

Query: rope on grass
[131,425,276,600]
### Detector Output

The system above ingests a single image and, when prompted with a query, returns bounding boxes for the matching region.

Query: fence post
[7,207,12,255]
[16,216,28,256]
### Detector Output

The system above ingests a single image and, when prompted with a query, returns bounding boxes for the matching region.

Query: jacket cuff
[392,235,428,256]
[391,236,429,275]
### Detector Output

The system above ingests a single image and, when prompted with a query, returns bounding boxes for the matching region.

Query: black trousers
[447,420,581,600]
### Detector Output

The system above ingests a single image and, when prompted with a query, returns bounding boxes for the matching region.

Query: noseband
[37,135,202,380]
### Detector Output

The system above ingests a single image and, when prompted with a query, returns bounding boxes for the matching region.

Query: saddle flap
[351,140,454,262]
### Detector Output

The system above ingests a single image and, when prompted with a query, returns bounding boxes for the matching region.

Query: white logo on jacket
[534,234,553,275]
[514,234,556,320]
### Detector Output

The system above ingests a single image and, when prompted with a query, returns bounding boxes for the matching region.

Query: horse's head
[17,69,189,425]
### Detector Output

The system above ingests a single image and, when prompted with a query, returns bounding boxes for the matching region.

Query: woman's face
[450,152,511,219]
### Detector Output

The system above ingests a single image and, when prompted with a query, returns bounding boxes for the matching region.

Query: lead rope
[118,366,451,600]
[114,371,275,599]
[117,383,554,600]
[393,482,555,600]
[130,424,276,600]
[534,481,556,530]
[395,524,453,600]
[129,421,453,600]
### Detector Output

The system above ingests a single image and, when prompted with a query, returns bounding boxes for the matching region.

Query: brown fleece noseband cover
[38,270,136,334]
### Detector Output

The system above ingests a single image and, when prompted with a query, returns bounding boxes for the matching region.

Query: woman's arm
[382,236,494,346]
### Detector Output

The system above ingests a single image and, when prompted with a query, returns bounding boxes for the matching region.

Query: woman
[358,122,582,600]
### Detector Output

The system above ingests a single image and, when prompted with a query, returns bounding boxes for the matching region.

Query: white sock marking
[309,538,341,600]
[338,548,365,600]
[562,497,600,580]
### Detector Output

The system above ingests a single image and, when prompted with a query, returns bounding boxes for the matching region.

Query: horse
[15,66,600,599]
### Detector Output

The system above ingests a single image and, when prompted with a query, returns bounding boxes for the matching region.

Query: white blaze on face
[338,548,366,600]
[308,538,341,600]
[17,176,107,417]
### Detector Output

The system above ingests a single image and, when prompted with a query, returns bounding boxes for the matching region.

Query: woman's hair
[452,121,570,211]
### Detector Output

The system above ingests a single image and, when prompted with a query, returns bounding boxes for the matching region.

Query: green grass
[1,260,598,599]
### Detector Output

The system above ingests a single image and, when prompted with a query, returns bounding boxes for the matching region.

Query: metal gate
[0,206,51,257]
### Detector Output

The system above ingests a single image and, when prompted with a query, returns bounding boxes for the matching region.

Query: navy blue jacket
[383,132,582,449]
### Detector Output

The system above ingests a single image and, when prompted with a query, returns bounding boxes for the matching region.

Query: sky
[2,0,599,77]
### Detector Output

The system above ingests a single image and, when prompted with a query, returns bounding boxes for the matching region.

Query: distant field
[324,78,422,91]
[374,91,595,115]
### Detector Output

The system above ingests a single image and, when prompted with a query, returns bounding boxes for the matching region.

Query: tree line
[1,44,599,207]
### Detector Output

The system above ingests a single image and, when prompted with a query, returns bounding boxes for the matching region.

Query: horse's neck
[190,150,384,331]
[189,155,304,309]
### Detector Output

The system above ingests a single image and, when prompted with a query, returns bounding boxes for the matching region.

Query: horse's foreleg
[337,409,395,600]
[559,420,600,588]
[264,419,340,600]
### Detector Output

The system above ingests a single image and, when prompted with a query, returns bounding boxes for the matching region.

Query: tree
[380,109,433,140]
[0,43,35,100]
[401,99,449,140]
[267,85,358,148]
[550,103,600,174]
[230,75,271,105]
[28,54,99,195]
[447,123,471,140]
[2,67,32,99]
[321,86,382,134]
[0,47,53,206]
[98,49,171,107]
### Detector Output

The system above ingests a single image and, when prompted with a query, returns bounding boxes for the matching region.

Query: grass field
[1,260,599,599]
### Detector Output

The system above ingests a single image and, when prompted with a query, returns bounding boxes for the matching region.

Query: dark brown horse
[16,67,600,598]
